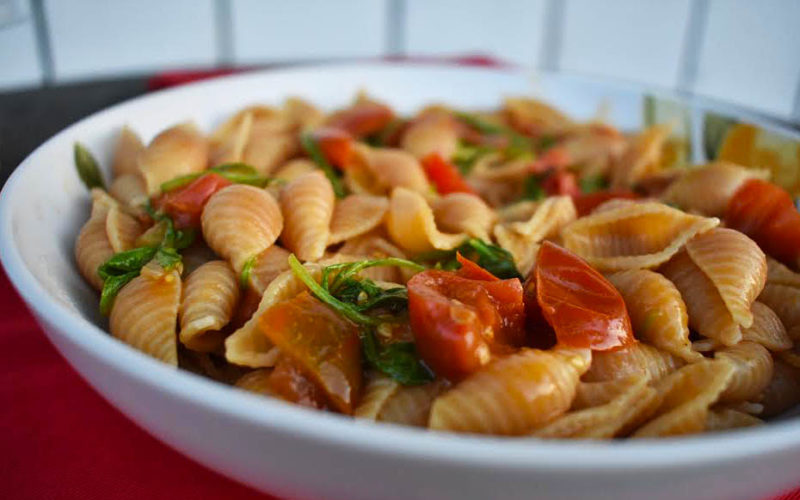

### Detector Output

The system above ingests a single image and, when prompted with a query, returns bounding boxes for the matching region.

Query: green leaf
[538,135,557,151]
[362,328,433,385]
[160,172,204,192]
[172,227,195,250]
[452,142,492,175]
[74,143,106,191]
[239,255,256,289]
[98,246,157,279]
[160,163,270,192]
[579,175,609,194]
[521,175,546,201]
[99,271,138,315]
[300,132,347,198]
[455,112,506,135]
[455,112,534,159]
[414,238,522,280]
[155,247,181,271]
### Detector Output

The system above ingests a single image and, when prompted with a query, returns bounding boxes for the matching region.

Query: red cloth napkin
[2,58,799,500]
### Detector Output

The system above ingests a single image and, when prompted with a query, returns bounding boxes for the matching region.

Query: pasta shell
[105,205,142,253]
[225,265,320,367]
[469,153,530,182]
[179,261,239,352]
[660,249,742,346]
[234,369,274,396]
[715,341,774,404]
[503,195,577,240]
[111,126,145,178]
[346,146,430,195]
[279,171,334,261]
[492,227,540,277]
[138,123,208,195]
[354,372,400,420]
[758,284,800,340]
[386,187,467,254]
[401,115,459,159]
[432,193,495,242]
[685,228,766,328]
[766,256,800,288]
[283,97,324,130]
[202,184,283,273]
[705,408,763,432]
[328,194,389,245]
[108,173,148,217]
[561,201,719,271]
[244,132,297,176]
[583,342,683,383]
[248,245,291,295]
[179,350,249,384]
[109,265,181,365]
[503,97,575,136]
[778,347,800,370]
[632,359,735,437]
[532,376,658,439]
[661,162,767,216]
[760,359,800,417]
[180,242,219,276]
[429,348,590,435]
[273,159,318,184]
[607,270,701,362]
[210,109,253,165]
[610,123,671,189]
[742,302,792,351]
[338,234,409,283]
[378,381,445,427]
[74,189,116,290]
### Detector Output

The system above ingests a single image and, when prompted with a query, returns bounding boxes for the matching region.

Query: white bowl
[2,63,799,500]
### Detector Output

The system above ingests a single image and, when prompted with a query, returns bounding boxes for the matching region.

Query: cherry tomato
[155,173,232,229]
[535,241,633,350]
[259,291,362,414]
[455,252,498,281]
[267,355,330,410]
[309,127,353,169]
[726,179,800,268]
[421,152,476,195]
[521,273,557,350]
[542,170,580,197]
[407,267,525,381]
[572,190,639,216]
[327,102,394,138]
[530,146,570,174]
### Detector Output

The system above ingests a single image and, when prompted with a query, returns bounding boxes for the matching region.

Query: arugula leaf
[362,328,433,385]
[99,271,139,315]
[579,175,609,194]
[300,131,347,198]
[98,246,158,279]
[239,255,256,289]
[455,112,506,135]
[160,163,272,192]
[455,112,535,158]
[74,143,106,190]
[155,247,182,270]
[452,142,492,175]
[538,135,557,151]
[521,175,546,201]
[414,238,522,280]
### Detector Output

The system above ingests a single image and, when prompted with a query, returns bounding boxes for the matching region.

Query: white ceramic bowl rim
[2,61,800,473]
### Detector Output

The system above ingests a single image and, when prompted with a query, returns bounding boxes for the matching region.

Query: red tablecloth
[2,60,799,500]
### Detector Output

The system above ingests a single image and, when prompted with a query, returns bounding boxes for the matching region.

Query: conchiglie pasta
[705,408,763,432]
[632,359,735,437]
[429,348,590,435]
[138,123,208,195]
[109,263,181,365]
[338,234,409,283]
[715,341,774,404]
[685,228,766,328]
[202,184,283,272]
[758,284,800,341]
[354,372,400,420]
[503,97,575,136]
[607,269,701,362]
[432,193,495,242]
[355,372,443,426]
[346,146,430,195]
[283,96,324,130]
[247,245,291,295]
[583,342,683,383]
[111,126,144,178]
[108,173,148,217]
[105,205,142,253]
[742,302,792,352]
[279,171,334,261]
[533,376,659,439]
[561,201,719,271]
[766,256,800,288]
[273,159,318,184]
[234,369,274,396]
[610,123,671,189]
[661,162,767,216]
[179,261,239,352]
[74,189,117,290]
[386,187,467,253]
[209,109,253,165]
[328,194,389,245]
[760,360,800,417]
[400,115,459,159]
[660,249,742,346]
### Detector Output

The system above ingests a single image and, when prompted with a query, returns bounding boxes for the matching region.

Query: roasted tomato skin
[155,173,232,228]
[407,265,525,381]
[327,102,394,138]
[421,152,477,195]
[535,241,634,350]
[309,127,354,169]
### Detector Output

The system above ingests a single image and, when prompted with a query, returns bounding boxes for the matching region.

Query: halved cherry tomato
[267,355,330,410]
[259,291,362,414]
[155,173,232,228]
[726,179,800,268]
[535,241,633,350]
[327,102,394,138]
[421,152,476,195]
[542,170,580,197]
[572,190,639,216]
[407,267,525,381]
[309,127,353,169]
[455,252,498,281]
[521,273,557,350]
[530,146,570,174]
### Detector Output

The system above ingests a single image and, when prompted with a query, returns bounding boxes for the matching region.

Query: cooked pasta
[279,171,334,261]
[70,93,800,438]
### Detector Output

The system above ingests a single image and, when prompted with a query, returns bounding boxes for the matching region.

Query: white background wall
[1,0,799,121]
